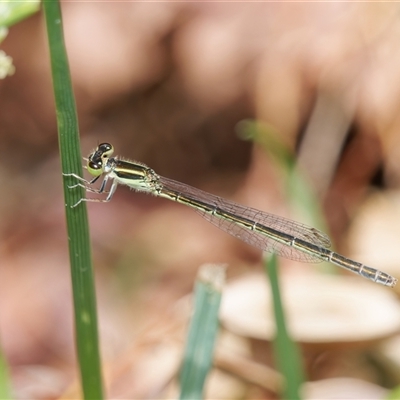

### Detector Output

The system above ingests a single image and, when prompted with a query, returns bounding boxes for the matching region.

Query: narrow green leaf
[42,1,103,399]
[265,254,305,400]
[0,0,40,28]
[179,264,225,400]
[0,346,12,400]
[386,386,400,400]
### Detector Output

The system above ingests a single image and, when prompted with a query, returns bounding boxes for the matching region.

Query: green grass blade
[386,386,400,400]
[43,2,103,399]
[179,265,225,400]
[0,346,12,400]
[264,254,305,400]
[0,0,40,28]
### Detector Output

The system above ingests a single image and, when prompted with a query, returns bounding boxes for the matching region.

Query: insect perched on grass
[64,143,398,288]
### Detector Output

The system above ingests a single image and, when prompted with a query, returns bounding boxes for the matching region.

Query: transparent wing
[159,177,331,263]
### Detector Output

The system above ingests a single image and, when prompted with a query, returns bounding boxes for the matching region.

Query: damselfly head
[87,143,115,176]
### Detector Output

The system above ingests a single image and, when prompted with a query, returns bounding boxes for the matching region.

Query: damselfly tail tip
[390,277,398,288]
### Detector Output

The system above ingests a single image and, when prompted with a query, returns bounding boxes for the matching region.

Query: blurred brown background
[2,2,400,399]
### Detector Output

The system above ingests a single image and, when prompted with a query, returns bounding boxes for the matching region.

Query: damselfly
[64,143,398,288]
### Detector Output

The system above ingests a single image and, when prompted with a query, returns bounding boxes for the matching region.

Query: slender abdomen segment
[292,239,398,287]
[158,187,398,288]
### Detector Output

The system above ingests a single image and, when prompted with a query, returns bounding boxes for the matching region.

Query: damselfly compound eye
[87,159,104,176]
[98,143,114,156]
